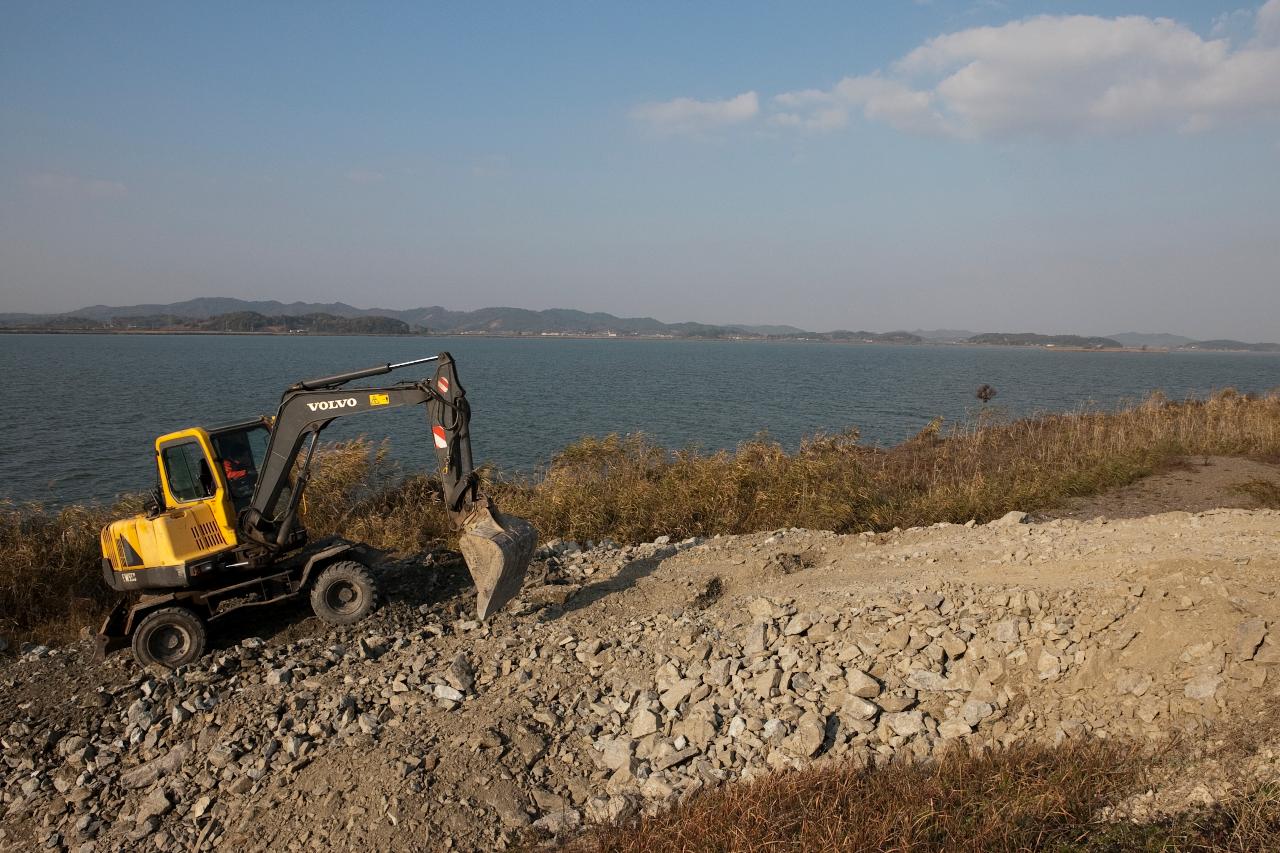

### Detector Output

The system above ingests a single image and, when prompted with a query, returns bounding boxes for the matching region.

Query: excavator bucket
[457,502,537,620]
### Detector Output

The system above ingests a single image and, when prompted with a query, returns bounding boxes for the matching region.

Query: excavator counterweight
[96,352,536,668]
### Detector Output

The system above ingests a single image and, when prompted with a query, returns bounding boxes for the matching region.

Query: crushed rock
[2,510,1280,850]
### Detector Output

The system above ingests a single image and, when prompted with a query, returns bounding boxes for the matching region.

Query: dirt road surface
[3,459,1279,851]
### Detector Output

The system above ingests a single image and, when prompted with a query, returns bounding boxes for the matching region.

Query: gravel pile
[3,509,1279,851]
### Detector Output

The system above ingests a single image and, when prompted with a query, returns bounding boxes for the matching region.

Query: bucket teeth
[458,503,536,620]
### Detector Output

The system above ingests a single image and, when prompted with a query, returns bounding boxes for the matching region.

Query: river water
[2,333,1277,507]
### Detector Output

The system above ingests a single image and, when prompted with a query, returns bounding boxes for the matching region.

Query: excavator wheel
[310,561,379,626]
[132,606,207,670]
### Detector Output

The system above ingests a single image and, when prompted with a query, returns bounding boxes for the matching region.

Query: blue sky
[2,1,1278,338]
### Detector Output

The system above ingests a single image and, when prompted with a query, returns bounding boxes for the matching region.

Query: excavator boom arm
[239,352,534,619]
[244,353,478,540]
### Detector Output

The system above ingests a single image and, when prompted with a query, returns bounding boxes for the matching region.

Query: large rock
[990,511,1029,526]
[1233,619,1268,661]
[206,746,238,770]
[120,744,191,789]
[992,619,1021,644]
[432,684,465,703]
[673,704,719,749]
[136,788,172,823]
[906,670,951,692]
[783,712,826,758]
[596,737,635,771]
[752,668,781,700]
[631,709,660,738]
[1184,674,1222,701]
[659,679,699,711]
[446,652,475,692]
[961,699,994,726]
[482,781,530,829]
[532,809,581,835]
[1036,651,1062,681]
[845,669,881,698]
[883,711,925,737]
[842,696,880,721]
[585,795,637,826]
[782,614,813,637]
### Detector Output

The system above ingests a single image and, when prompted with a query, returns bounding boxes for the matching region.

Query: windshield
[212,425,270,512]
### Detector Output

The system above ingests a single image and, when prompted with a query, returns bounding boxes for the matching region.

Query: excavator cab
[209,423,270,513]
[99,420,279,592]
[98,353,535,669]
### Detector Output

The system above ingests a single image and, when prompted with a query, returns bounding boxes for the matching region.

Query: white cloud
[27,172,127,198]
[1212,7,1255,40]
[630,91,759,134]
[769,1,1280,139]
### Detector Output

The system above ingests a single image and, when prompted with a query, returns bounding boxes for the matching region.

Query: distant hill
[0,312,56,325]
[910,328,977,341]
[194,312,411,334]
[41,300,748,337]
[969,332,1124,348]
[4,311,413,335]
[1,298,843,340]
[5,298,1276,348]
[732,323,810,336]
[824,330,924,344]
[1179,340,1280,353]
[1108,332,1195,348]
[68,298,377,322]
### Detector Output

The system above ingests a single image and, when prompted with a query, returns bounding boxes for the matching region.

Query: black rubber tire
[310,561,378,626]
[131,606,207,670]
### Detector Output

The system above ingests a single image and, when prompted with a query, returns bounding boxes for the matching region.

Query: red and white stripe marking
[432,425,448,449]
[437,377,450,394]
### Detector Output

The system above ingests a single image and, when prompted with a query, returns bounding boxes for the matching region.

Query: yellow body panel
[101,427,241,574]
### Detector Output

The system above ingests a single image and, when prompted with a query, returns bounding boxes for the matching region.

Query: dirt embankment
[2,459,1280,852]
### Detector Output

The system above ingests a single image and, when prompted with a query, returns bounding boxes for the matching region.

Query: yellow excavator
[97,353,536,668]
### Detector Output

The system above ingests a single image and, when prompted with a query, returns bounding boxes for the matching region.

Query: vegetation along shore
[5,388,1278,646]
[4,389,1280,850]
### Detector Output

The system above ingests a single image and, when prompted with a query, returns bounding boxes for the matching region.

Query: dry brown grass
[1072,784,1280,852]
[560,734,1280,853]
[0,496,146,645]
[298,439,454,551]
[566,740,1143,853]
[3,391,1279,646]
[1231,478,1280,509]
[491,390,1280,543]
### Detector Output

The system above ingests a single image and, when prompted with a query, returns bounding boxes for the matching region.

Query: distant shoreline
[0,328,424,338]
[6,327,1280,354]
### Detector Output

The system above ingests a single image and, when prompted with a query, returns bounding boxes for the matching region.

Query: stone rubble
[1,509,1279,851]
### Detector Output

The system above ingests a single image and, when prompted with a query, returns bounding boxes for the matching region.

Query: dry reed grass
[492,390,1280,542]
[0,495,146,644]
[567,740,1142,853]
[560,739,1280,853]
[3,391,1279,645]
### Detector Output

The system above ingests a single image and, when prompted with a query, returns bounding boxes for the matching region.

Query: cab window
[212,425,269,513]
[162,441,214,503]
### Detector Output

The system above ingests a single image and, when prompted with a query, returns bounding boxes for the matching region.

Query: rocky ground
[3,461,1280,852]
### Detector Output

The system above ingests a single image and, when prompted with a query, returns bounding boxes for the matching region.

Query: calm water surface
[3,334,1278,507]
